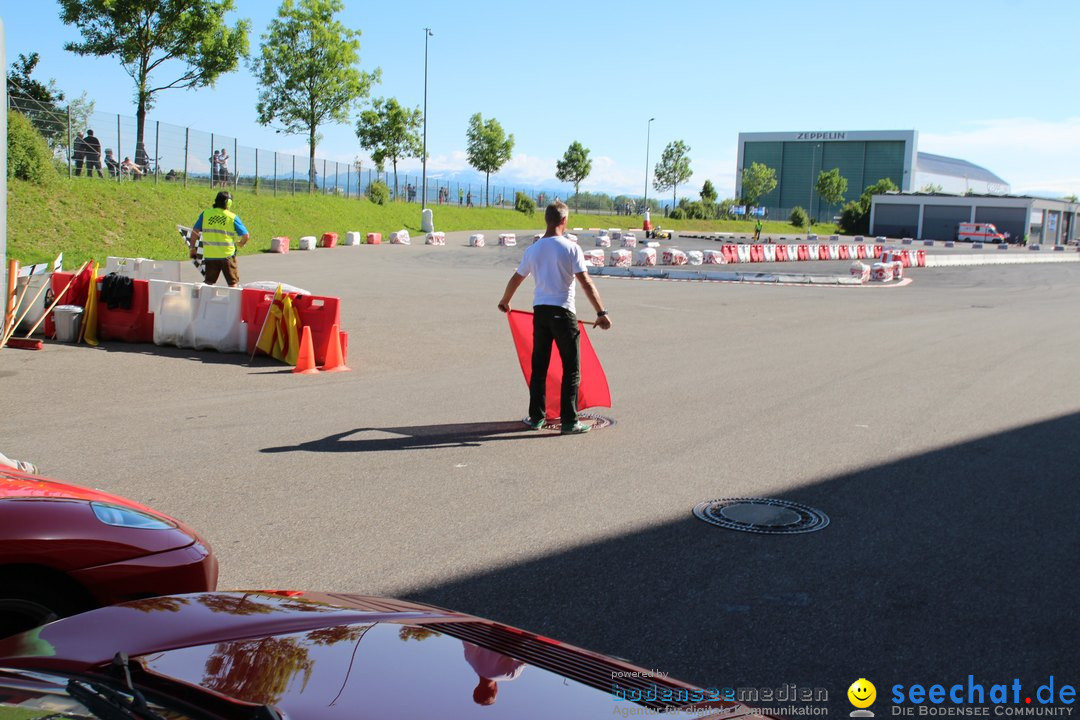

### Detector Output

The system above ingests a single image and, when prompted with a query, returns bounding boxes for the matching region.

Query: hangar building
[735,130,1010,222]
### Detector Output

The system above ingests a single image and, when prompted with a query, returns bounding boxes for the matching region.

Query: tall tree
[555,141,592,208]
[700,179,718,218]
[740,161,778,208]
[254,0,379,191]
[653,140,692,209]
[815,167,848,215]
[7,53,65,105]
[59,0,249,155]
[465,113,514,206]
[356,97,423,199]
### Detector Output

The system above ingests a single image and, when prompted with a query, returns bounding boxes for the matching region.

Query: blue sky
[4,1,1079,199]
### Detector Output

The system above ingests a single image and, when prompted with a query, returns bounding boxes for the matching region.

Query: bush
[838,200,868,235]
[7,111,55,185]
[367,180,390,205]
[789,206,808,228]
[515,191,535,216]
[669,207,685,220]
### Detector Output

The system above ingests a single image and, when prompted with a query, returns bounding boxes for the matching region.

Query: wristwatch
[597,310,608,317]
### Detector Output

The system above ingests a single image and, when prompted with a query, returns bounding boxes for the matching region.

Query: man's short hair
[545,200,569,226]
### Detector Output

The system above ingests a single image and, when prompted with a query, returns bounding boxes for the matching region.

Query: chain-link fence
[9,92,671,216]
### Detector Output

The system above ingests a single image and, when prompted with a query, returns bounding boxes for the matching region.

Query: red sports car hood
[0,592,749,719]
[0,467,163,514]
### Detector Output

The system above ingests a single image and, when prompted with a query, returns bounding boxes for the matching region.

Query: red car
[0,466,218,637]
[0,591,756,719]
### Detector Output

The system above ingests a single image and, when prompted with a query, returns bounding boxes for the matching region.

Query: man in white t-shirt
[497,200,612,434]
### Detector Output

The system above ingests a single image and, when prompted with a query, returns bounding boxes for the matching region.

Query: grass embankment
[7,178,832,267]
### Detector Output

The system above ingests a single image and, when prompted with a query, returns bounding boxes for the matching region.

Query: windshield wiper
[66,675,166,720]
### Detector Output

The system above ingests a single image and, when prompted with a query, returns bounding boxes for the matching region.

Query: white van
[957,222,1008,243]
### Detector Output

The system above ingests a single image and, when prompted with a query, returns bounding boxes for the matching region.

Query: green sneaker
[560,421,591,435]
[522,417,544,431]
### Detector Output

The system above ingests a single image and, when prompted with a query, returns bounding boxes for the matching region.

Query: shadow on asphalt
[261,421,556,453]
[402,412,1080,712]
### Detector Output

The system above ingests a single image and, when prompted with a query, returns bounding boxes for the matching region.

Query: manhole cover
[693,497,829,534]
[527,413,616,432]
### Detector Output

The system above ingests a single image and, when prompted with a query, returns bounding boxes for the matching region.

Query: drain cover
[693,497,829,534]
[531,413,616,432]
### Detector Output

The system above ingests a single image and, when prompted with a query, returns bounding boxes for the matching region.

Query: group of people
[73,129,144,179]
[210,149,230,188]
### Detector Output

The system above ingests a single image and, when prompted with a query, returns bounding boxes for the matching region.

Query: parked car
[0,466,217,637]
[0,590,757,719]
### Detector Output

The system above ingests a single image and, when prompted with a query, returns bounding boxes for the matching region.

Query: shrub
[669,207,685,220]
[7,111,55,185]
[367,180,390,205]
[515,191,535,216]
[789,206,808,228]
[838,200,868,235]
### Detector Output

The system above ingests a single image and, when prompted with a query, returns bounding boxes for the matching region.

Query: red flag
[507,309,611,421]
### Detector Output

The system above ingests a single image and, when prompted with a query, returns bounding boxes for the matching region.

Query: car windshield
[0,668,197,720]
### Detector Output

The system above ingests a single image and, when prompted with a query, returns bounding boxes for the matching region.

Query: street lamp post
[644,117,655,212]
[421,27,433,214]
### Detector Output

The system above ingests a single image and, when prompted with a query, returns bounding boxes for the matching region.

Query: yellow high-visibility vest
[199,208,239,259]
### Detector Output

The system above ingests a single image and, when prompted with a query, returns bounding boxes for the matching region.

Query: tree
[740,162,778,209]
[700,179,718,219]
[465,113,514,206]
[356,97,423,200]
[253,0,379,191]
[838,178,900,235]
[1063,194,1078,203]
[920,183,944,193]
[859,177,898,210]
[59,0,250,159]
[555,141,592,207]
[816,168,848,215]
[7,53,64,105]
[653,140,692,209]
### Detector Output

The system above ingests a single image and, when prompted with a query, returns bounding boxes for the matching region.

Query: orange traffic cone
[293,325,319,374]
[321,324,351,372]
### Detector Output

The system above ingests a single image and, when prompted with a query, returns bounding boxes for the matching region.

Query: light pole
[644,117,655,212]
[421,27,433,214]
[808,143,820,236]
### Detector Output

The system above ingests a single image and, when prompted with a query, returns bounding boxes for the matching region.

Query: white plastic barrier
[136,259,182,282]
[14,273,51,332]
[621,234,637,249]
[736,245,751,263]
[150,280,199,347]
[635,248,657,266]
[390,229,411,245]
[584,249,605,267]
[850,261,870,283]
[609,229,623,242]
[499,233,517,246]
[763,245,776,262]
[426,232,446,245]
[662,248,688,266]
[828,245,841,260]
[704,249,727,264]
[469,233,485,247]
[870,262,895,282]
[610,249,632,268]
[595,234,611,248]
[564,233,579,243]
[890,260,904,281]
[687,250,704,266]
[298,236,316,250]
[191,285,246,353]
[105,257,141,277]
[344,232,362,246]
[271,237,290,253]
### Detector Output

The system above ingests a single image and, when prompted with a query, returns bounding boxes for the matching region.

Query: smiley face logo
[848,678,877,709]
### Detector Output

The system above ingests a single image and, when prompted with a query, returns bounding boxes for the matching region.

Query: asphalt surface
[3,229,1078,712]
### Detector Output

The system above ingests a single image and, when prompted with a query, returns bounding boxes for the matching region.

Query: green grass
[7,178,834,267]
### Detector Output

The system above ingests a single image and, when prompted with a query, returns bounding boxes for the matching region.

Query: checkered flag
[177,225,206,278]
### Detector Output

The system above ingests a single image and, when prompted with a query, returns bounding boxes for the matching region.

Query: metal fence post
[183,128,189,188]
[254,148,259,194]
[209,133,214,188]
[291,155,295,196]
[273,152,277,196]
[67,106,72,177]
[116,114,122,183]
[233,138,237,190]
[154,120,160,184]
[321,158,326,194]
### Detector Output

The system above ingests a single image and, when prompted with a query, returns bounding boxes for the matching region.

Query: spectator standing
[466,190,473,207]
[73,131,88,176]
[83,129,103,178]
[210,150,220,186]
[458,187,464,206]
[216,148,229,188]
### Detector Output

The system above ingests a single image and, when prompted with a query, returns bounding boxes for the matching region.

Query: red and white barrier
[621,235,637,249]
[635,248,657,266]
[595,233,611,248]
[584,249,605,267]
[426,232,446,245]
[390,229,410,245]
[850,261,870,283]
[870,262,895,282]
[499,233,517,247]
[687,250,703,266]
[366,233,382,245]
[662,248,688,266]
[271,237,290,254]
[704,249,727,264]
[610,249,632,267]
[469,233,485,247]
